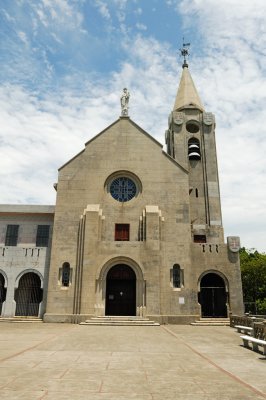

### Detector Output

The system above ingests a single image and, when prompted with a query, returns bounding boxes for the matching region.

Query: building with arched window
[0,205,53,318]
[0,61,244,323]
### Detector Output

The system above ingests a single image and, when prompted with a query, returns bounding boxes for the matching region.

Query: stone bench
[240,335,266,355]
[235,325,253,335]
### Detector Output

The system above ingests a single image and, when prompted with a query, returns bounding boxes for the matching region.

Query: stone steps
[0,317,43,323]
[80,316,160,326]
[191,318,230,326]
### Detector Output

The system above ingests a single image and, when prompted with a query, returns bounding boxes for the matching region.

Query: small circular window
[110,177,137,202]
[186,121,199,133]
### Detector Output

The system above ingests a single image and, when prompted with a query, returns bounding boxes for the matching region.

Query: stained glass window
[110,177,136,202]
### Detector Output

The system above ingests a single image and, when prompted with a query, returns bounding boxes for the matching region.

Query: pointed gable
[59,117,187,173]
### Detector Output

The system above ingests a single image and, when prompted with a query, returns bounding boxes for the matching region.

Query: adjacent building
[0,205,54,318]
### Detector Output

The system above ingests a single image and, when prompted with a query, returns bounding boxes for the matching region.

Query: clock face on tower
[110,177,137,202]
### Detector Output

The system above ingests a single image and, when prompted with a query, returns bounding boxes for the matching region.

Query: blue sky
[1,1,183,86]
[0,0,266,252]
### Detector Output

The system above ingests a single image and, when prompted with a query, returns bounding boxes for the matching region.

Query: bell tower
[165,44,224,244]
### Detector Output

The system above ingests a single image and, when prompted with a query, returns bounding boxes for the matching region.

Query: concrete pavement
[0,323,265,399]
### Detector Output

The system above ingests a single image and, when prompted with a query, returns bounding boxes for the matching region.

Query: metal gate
[15,272,43,316]
[0,274,6,315]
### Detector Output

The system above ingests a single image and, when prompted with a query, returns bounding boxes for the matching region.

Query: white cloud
[33,0,84,30]
[35,8,48,27]
[178,0,266,51]
[1,9,16,22]
[134,7,142,15]
[17,31,29,46]
[136,23,147,31]
[113,0,128,23]
[94,0,111,20]
[50,32,63,44]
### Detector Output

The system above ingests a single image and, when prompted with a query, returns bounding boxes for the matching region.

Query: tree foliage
[240,248,266,314]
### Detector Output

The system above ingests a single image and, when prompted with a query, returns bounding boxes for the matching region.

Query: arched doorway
[0,274,7,315]
[199,273,227,317]
[15,272,43,316]
[105,264,136,316]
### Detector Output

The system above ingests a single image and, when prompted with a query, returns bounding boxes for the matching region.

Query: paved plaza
[0,322,265,399]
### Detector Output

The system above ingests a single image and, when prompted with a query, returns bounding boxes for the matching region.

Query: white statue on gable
[120,88,130,116]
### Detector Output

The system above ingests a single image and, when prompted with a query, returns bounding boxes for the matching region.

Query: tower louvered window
[188,138,201,160]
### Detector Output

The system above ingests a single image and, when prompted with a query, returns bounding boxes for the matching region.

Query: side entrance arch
[0,273,7,315]
[199,272,228,318]
[105,264,136,316]
[15,272,43,316]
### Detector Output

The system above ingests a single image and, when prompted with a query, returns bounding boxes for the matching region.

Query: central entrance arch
[199,272,227,318]
[105,264,136,316]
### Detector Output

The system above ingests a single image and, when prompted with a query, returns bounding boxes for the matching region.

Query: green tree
[240,248,266,314]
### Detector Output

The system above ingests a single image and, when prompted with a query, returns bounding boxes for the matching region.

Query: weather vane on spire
[179,38,190,68]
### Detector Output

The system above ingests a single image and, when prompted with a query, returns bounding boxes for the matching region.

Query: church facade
[0,63,244,323]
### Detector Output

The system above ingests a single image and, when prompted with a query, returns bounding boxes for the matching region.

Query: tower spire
[173,41,204,112]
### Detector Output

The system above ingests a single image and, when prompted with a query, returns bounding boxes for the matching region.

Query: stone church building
[0,61,244,323]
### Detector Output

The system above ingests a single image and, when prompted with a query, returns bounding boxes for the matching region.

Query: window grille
[5,225,19,246]
[36,225,50,247]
